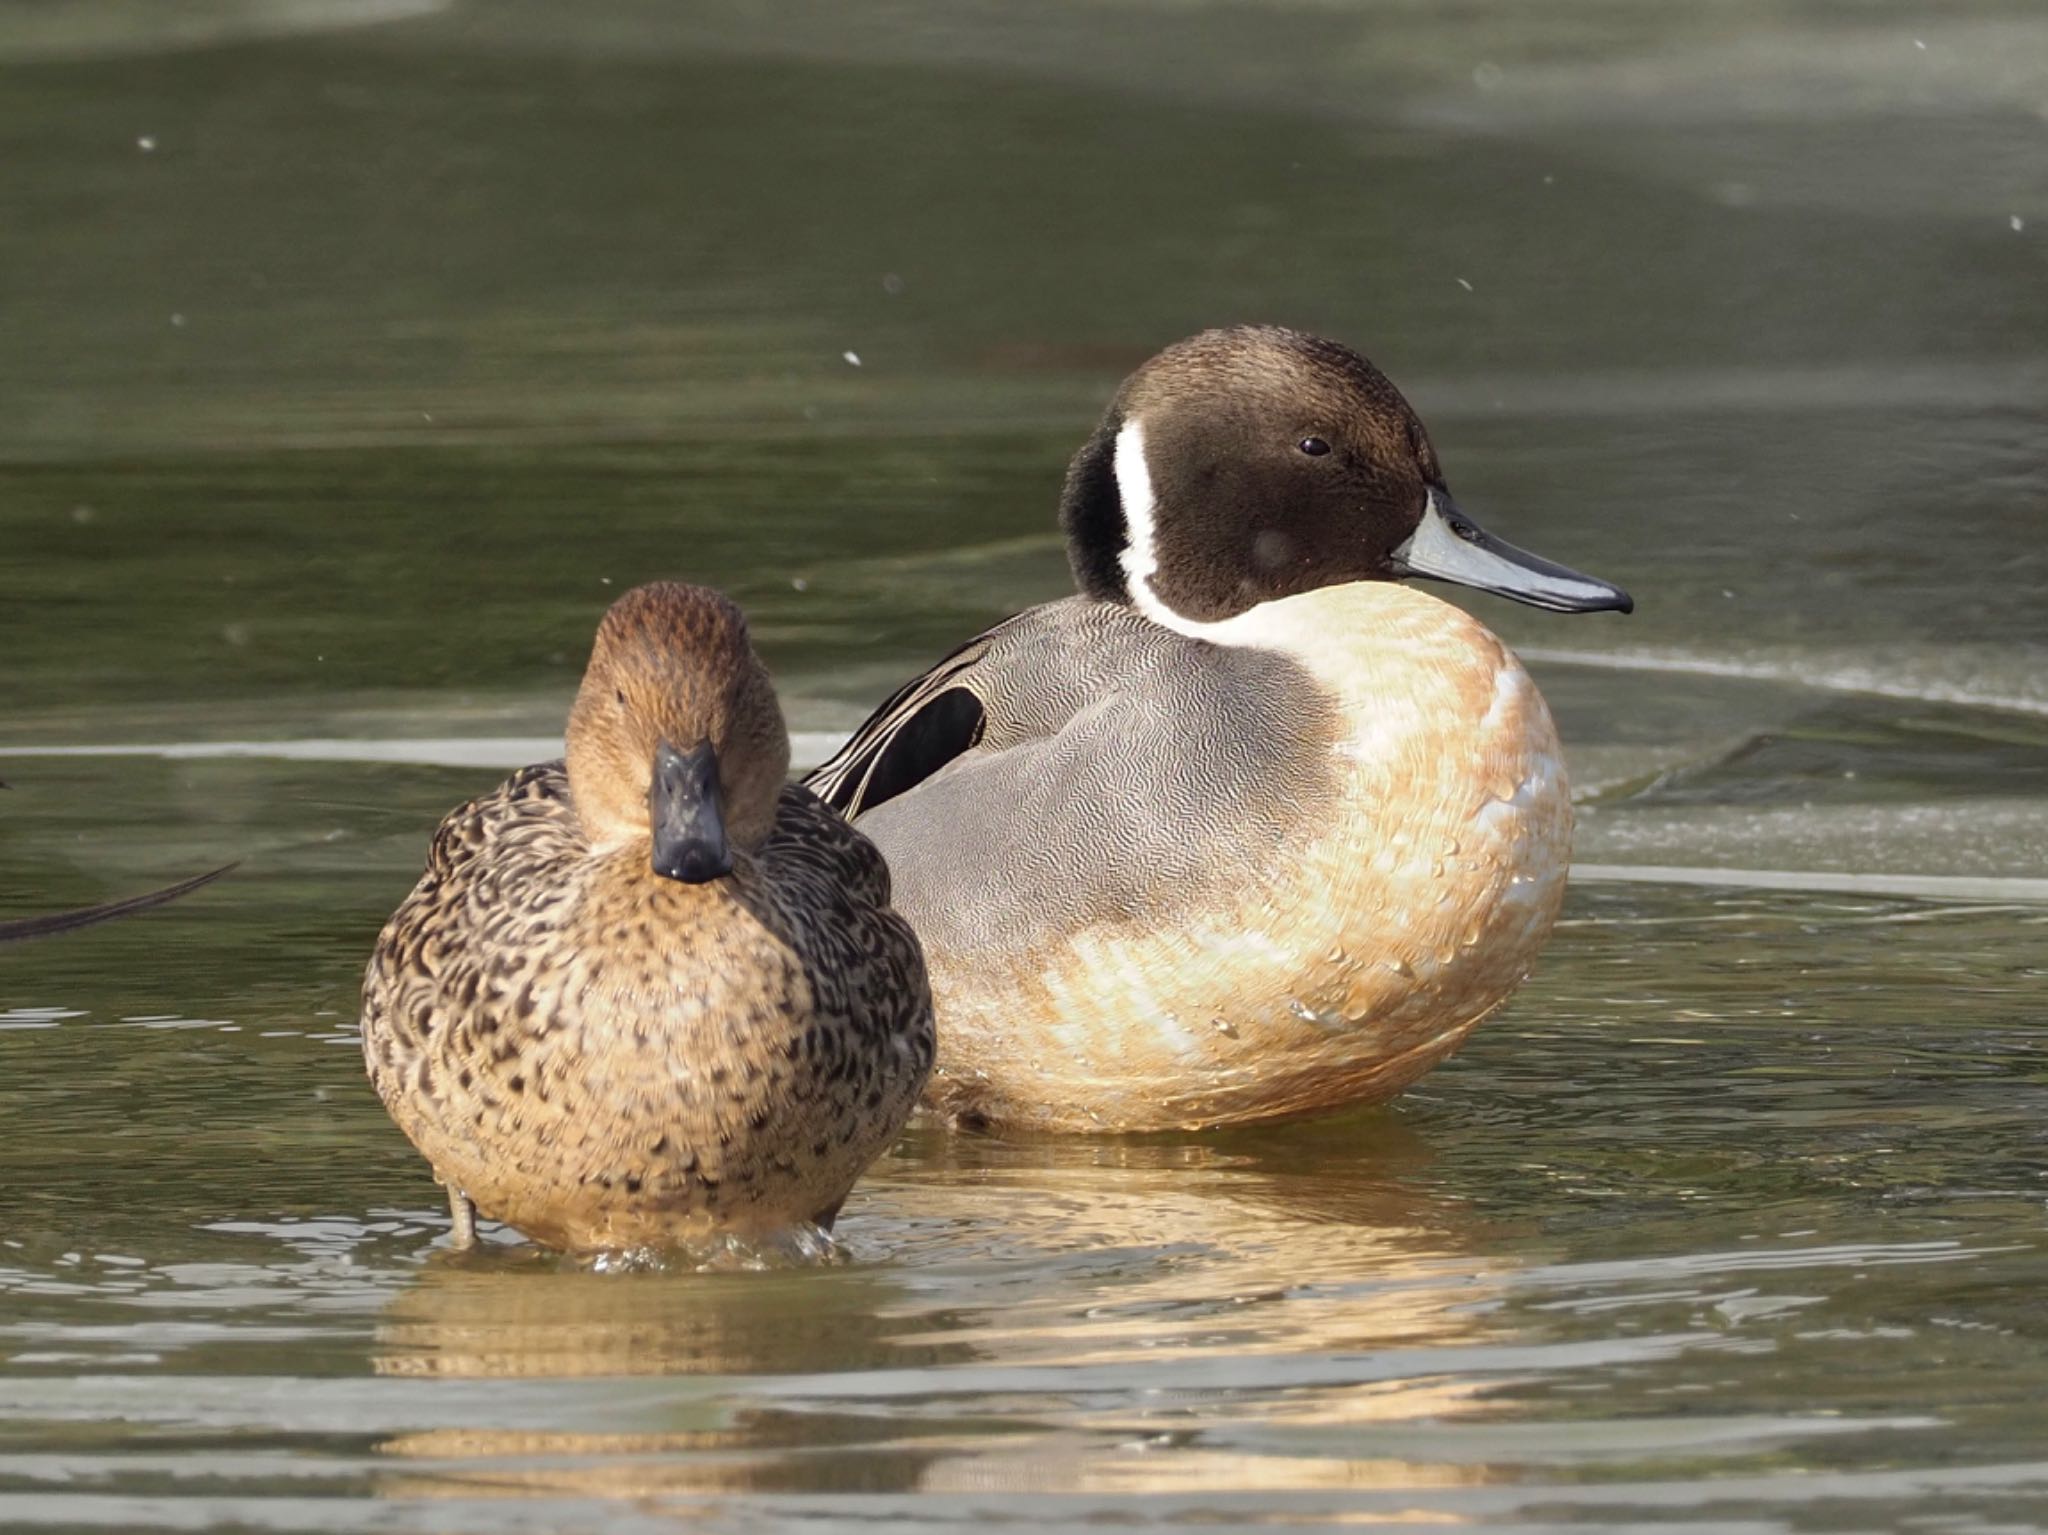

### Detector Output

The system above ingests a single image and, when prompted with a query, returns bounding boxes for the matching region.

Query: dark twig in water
[0,863,237,943]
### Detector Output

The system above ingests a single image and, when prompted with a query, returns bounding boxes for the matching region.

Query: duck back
[856,598,1343,957]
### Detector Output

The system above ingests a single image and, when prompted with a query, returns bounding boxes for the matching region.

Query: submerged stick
[0,863,237,943]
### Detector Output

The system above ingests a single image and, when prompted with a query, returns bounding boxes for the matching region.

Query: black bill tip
[649,739,732,884]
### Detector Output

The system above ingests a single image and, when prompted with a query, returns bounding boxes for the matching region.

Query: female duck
[362,582,934,1251]
[808,326,1631,1135]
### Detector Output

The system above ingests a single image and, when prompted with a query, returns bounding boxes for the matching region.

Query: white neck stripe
[1111,417,1292,649]
[1111,420,1161,597]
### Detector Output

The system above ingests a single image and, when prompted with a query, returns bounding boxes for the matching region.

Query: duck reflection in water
[365,1118,1512,1504]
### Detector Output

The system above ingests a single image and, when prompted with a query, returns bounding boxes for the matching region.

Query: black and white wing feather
[805,628,1001,819]
[804,598,1183,824]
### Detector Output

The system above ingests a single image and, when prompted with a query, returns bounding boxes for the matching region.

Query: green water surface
[3,2,2047,1529]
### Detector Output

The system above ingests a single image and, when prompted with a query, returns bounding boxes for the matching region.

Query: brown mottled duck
[362,582,934,1252]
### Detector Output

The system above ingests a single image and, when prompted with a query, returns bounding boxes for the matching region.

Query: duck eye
[1298,437,1331,457]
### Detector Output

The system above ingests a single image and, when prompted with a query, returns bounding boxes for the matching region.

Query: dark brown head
[565,583,790,882]
[1059,326,1631,631]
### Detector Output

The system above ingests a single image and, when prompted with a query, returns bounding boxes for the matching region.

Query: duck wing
[805,624,1011,819]
[362,760,585,1081]
[808,599,1219,822]
[806,598,1339,960]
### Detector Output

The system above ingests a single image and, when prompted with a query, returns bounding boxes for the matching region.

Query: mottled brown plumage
[361,583,933,1251]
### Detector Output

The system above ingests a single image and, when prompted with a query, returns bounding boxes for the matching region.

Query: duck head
[566,582,790,884]
[1059,325,1632,634]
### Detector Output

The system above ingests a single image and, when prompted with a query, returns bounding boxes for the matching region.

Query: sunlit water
[3,1,2046,1529]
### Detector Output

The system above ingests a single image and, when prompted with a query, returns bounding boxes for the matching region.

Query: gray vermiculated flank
[847,597,1343,957]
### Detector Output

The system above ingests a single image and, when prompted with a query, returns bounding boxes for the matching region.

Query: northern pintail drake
[362,582,934,1252]
[807,326,1631,1134]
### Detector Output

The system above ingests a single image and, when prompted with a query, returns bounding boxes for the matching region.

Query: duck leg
[445,1186,477,1249]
